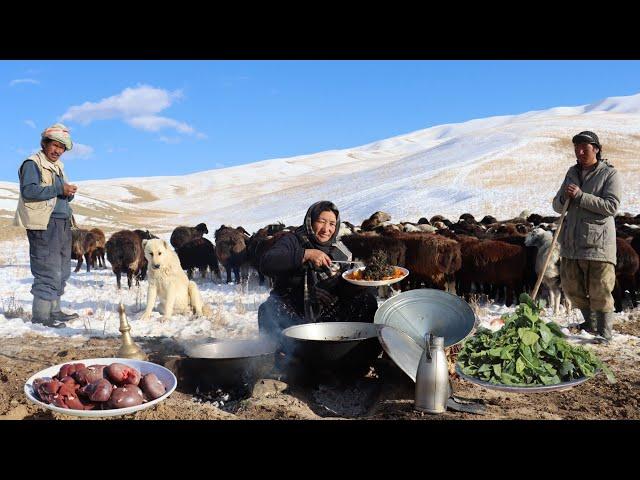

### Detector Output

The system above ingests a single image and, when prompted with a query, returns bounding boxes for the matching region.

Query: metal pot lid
[378,326,422,382]
[186,337,276,359]
[374,289,477,348]
[282,322,380,342]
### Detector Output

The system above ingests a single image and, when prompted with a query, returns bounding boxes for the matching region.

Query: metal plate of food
[342,266,409,287]
[455,364,595,393]
[24,357,177,418]
[374,289,477,348]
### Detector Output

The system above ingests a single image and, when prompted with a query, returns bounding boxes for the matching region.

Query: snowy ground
[0,237,267,348]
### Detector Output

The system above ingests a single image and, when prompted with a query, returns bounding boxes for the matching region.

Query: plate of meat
[342,265,409,287]
[24,357,177,417]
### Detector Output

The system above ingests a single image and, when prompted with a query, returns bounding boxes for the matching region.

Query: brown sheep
[358,230,461,292]
[430,215,449,224]
[480,215,498,226]
[614,237,639,312]
[485,222,532,239]
[449,219,487,238]
[361,211,392,231]
[105,230,148,289]
[170,222,208,250]
[89,227,106,269]
[340,233,407,273]
[71,229,98,273]
[455,237,527,307]
[385,231,462,293]
[615,215,640,226]
[215,225,249,283]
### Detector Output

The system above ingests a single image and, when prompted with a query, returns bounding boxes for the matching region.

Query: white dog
[139,239,206,322]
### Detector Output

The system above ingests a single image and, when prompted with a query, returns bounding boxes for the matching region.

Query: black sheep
[105,230,147,289]
[170,223,208,250]
[176,237,221,281]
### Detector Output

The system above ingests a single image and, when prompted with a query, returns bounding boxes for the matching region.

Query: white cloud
[106,146,128,154]
[59,84,203,138]
[24,120,36,129]
[9,78,40,87]
[158,136,183,144]
[61,85,182,124]
[64,143,94,160]
[127,115,194,134]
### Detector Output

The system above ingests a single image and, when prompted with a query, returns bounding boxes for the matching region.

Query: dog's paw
[159,316,171,323]
[139,312,151,321]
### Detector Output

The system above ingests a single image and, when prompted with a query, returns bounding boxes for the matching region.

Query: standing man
[552,131,622,341]
[14,123,80,328]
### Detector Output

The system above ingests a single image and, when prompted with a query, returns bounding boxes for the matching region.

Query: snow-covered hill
[1,92,639,233]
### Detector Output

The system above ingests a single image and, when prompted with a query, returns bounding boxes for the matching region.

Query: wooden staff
[531,198,571,301]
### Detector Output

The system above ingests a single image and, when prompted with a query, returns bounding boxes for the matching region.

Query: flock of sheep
[71,209,640,313]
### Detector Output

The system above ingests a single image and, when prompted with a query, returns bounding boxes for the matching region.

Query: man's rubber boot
[579,308,596,334]
[32,297,65,329]
[51,298,79,322]
[595,311,614,343]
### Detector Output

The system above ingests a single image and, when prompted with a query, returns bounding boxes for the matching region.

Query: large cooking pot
[170,337,277,392]
[281,322,382,377]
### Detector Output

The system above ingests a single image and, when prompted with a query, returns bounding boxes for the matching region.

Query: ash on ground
[191,385,251,412]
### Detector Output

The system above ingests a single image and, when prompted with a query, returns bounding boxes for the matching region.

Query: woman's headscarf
[294,200,341,255]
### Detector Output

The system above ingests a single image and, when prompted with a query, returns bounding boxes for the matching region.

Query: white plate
[342,266,409,287]
[24,357,177,418]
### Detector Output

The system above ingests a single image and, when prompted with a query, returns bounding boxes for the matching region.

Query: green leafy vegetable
[456,293,616,386]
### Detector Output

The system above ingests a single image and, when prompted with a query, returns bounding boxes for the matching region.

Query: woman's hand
[303,249,332,268]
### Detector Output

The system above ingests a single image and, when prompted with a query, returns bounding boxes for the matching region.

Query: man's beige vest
[13,151,73,230]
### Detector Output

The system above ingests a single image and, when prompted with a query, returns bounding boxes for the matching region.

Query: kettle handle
[424,333,433,360]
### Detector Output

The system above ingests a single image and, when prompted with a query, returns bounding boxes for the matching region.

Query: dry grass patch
[419,169,459,187]
[1,293,26,319]
[71,200,177,232]
[121,186,160,204]
[0,218,26,242]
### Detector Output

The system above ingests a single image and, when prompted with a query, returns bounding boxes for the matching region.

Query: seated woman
[258,200,378,338]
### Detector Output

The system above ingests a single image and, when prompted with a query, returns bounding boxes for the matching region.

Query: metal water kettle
[415,333,449,413]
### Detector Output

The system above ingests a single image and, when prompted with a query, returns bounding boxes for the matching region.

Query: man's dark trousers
[27,217,72,301]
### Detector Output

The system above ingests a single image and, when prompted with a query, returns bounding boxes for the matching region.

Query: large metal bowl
[174,337,277,391]
[281,322,382,375]
[374,289,477,348]
[455,365,596,393]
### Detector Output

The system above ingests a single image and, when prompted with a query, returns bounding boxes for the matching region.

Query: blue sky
[2,60,639,182]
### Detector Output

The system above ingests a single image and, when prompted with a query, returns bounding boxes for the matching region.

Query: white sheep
[525,227,572,315]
